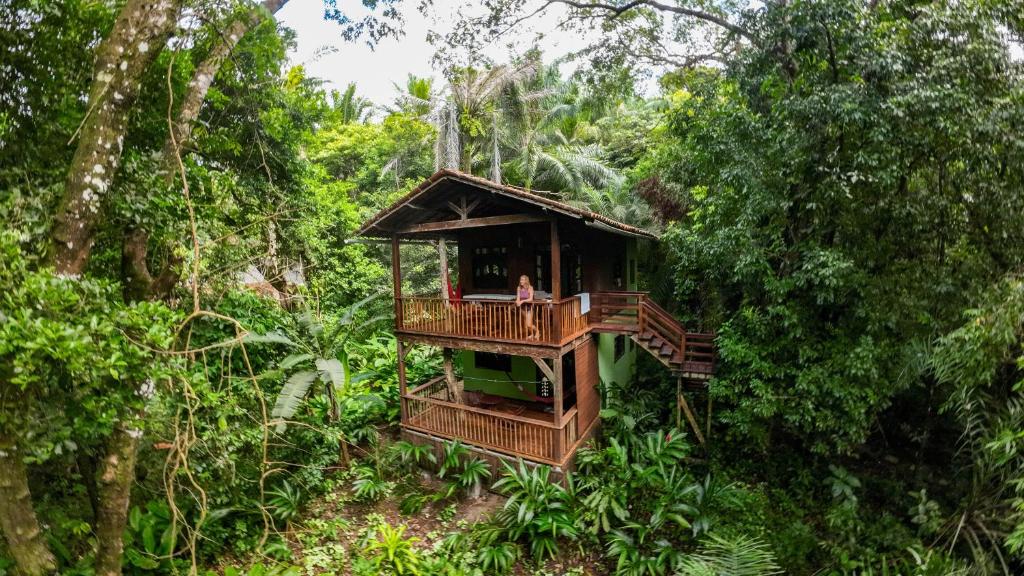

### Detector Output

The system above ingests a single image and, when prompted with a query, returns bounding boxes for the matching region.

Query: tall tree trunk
[93,426,141,576]
[52,0,182,276]
[124,0,289,299]
[0,433,56,576]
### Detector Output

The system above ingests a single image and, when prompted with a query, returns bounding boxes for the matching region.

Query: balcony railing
[402,377,579,466]
[397,294,588,345]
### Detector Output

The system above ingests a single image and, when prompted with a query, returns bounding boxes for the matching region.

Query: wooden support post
[675,376,682,430]
[391,236,402,328]
[706,392,712,445]
[438,238,449,302]
[677,381,705,446]
[553,354,564,463]
[550,219,561,340]
[397,340,408,422]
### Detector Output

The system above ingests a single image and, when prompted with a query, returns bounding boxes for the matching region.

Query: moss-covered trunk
[93,426,141,576]
[0,434,56,575]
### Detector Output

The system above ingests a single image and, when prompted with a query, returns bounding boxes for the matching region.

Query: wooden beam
[678,382,705,446]
[531,357,556,383]
[399,213,547,234]
[398,339,408,422]
[447,196,481,220]
[553,355,564,462]
[550,219,561,300]
[396,331,561,358]
[550,219,561,339]
[391,236,402,327]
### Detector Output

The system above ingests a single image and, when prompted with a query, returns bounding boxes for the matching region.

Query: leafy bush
[357,523,423,576]
[491,461,579,561]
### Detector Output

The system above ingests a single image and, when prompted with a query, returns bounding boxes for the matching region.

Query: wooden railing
[396,292,715,375]
[402,378,579,465]
[589,291,643,330]
[397,295,586,345]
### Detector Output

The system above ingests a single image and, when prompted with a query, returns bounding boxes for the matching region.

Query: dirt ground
[279,470,607,575]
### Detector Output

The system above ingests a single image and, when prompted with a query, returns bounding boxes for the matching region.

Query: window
[475,352,512,372]
[472,246,508,289]
[614,335,626,362]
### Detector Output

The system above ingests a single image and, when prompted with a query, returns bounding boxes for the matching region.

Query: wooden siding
[574,337,600,435]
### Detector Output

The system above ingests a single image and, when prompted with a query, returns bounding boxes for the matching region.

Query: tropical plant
[266,481,304,525]
[353,464,396,502]
[389,440,437,473]
[331,82,374,124]
[360,523,422,576]
[491,461,579,561]
[675,534,781,576]
[244,294,385,432]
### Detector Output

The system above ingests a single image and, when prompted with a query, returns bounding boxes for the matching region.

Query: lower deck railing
[402,377,580,466]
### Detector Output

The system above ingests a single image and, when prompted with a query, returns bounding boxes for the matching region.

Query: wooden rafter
[399,213,547,234]
[447,195,481,220]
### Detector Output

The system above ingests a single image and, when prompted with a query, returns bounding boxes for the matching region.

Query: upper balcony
[396,293,589,347]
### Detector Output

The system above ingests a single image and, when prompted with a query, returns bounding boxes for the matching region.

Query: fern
[676,534,781,576]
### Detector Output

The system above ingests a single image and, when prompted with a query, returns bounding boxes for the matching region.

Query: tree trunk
[93,426,141,576]
[125,0,289,296]
[443,348,461,404]
[161,0,288,168]
[51,0,182,275]
[0,434,56,576]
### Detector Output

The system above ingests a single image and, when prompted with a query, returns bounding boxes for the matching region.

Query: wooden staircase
[589,292,716,381]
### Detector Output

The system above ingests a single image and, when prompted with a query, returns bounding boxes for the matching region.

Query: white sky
[275,0,599,108]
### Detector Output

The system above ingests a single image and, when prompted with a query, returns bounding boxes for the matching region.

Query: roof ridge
[355,169,657,239]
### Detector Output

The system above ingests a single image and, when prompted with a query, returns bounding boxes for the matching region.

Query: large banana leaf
[270,370,317,433]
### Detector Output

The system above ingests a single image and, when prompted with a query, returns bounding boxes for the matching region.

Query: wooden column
[550,219,561,341]
[391,235,402,328]
[438,238,449,302]
[397,340,408,422]
[553,354,564,463]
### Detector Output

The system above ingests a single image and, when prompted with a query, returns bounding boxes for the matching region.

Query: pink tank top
[518,286,530,299]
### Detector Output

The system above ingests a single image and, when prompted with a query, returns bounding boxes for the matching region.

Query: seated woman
[515,274,540,340]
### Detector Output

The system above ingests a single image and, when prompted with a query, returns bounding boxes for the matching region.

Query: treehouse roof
[355,169,657,240]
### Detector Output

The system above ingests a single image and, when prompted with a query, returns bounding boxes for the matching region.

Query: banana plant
[243,293,387,433]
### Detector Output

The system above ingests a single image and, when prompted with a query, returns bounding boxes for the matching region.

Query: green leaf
[244,330,297,347]
[279,353,314,370]
[271,370,318,433]
[315,357,346,389]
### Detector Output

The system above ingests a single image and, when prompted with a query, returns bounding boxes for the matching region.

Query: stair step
[659,344,674,357]
[670,352,683,364]
[648,337,665,350]
[639,330,655,340]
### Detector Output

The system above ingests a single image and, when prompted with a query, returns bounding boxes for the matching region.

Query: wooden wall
[574,336,601,435]
[455,219,628,295]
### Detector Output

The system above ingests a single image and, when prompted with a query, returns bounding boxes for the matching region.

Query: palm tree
[331,82,373,124]
[497,70,622,193]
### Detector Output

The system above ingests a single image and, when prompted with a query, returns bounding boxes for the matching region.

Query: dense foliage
[2,0,1024,574]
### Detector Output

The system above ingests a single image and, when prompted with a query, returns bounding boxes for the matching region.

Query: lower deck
[402,372,598,467]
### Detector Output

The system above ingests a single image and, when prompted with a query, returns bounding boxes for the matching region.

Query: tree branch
[549,0,756,42]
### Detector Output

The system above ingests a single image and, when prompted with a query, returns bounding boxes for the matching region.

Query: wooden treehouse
[356,169,715,472]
